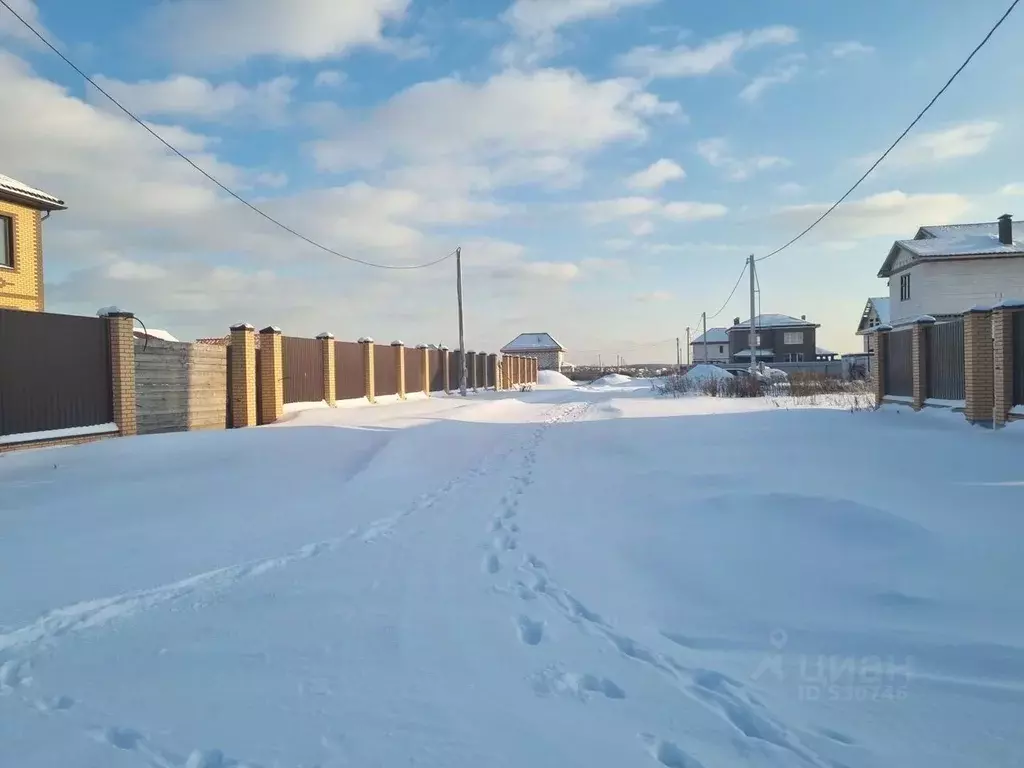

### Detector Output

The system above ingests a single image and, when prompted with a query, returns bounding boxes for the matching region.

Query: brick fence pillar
[963,309,994,425]
[317,332,336,406]
[392,341,406,399]
[359,337,375,403]
[441,346,451,394]
[106,310,137,437]
[871,326,890,407]
[259,326,283,424]
[992,306,1015,426]
[417,344,430,396]
[229,323,257,427]
[911,317,934,410]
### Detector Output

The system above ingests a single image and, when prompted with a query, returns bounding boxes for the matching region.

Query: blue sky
[1,0,1021,361]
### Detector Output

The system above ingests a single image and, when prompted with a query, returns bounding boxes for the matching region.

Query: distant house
[501,332,565,371]
[690,327,730,363]
[1,173,66,312]
[877,215,1024,326]
[854,297,890,354]
[726,314,819,364]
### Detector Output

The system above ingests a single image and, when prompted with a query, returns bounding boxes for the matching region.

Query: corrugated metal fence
[429,349,444,392]
[0,308,113,437]
[334,341,364,400]
[374,344,398,396]
[405,349,424,394]
[926,319,965,401]
[885,328,913,397]
[282,336,324,404]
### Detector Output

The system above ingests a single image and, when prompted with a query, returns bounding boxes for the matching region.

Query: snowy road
[2,382,1023,768]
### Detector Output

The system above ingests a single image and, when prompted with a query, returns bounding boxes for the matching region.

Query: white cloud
[739,63,800,102]
[603,238,634,251]
[777,182,804,196]
[0,0,52,46]
[310,68,679,179]
[829,40,874,58]
[91,74,296,122]
[626,158,685,190]
[583,196,727,223]
[1000,183,1024,195]
[314,70,347,88]
[492,261,581,281]
[630,219,655,236]
[144,0,412,66]
[617,25,798,78]
[857,121,1000,168]
[500,0,659,65]
[635,290,673,302]
[696,138,788,180]
[775,191,972,238]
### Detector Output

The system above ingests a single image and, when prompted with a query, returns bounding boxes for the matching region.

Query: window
[1,215,12,268]
[899,273,911,301]
[783,331,804,345]
[718,345,724,354]
[785,353,804,362]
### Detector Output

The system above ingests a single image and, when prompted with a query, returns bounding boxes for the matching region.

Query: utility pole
[675,337,681,367]
[456,246,467,396]
[702,312,708,365]
[598,353,602,369]
[748,254,757,375]
[686,326,691,365]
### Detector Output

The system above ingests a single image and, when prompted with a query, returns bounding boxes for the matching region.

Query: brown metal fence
[255,350,264,425]
[0,308,113,436]
[449,351,463,391]
[1014,311,1024,406]
[466,352,477,389]
[885,328,913,397]
[374,344,398,396]
[429,349,444,392]
[476,352,487,389]
[405,348,424,394]
[335,341,365,400]
[281,336,324,404]
[926,319,965,401]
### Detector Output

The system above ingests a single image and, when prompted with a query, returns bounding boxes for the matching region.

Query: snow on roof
[691,327,729,344]
[733,349,775,358]
[134,328,179,342]
[501,332,564,352]
[729,314,816,329]
[870,297,890,324]
[879,220,1024,277]
[816,346,836,356]
[0,173,66,210]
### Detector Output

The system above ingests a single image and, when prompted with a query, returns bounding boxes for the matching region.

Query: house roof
[691,327,729,344]
[878,220,1024,277]
[501,332,564,352]
[133,328,180,342]
[855,297,890,335]
[728,313,818,330]
[816,346,837,356]
[0,173,66,211]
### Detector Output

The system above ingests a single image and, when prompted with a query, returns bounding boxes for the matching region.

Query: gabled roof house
[501,332,566,371]
[690,327,729,363]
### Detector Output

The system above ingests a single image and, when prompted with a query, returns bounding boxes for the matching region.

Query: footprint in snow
[516,615,544,646]
[639,734,703,768]
[483,554,501,574]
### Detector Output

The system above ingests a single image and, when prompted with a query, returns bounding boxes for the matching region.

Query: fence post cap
[415,343,429,349]
[440,345,449,351]
[316,332,334,339]
[390,339,405,347]
[230,322,254,331]
[259,326,282,335]
[911,314,937,325]
[97,305,134,319]
[966,306,993,314]
[874,324,893,332]
[357,336,374,343]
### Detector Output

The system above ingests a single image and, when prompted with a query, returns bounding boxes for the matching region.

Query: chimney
[801,314,806,321]
[733,316,740,326]
[999,214,1013,245]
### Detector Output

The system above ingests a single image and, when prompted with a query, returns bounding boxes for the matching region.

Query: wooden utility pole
[702,312,708,365]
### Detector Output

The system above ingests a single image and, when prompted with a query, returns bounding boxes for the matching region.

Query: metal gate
[1014,311,1024,406]
[0,308,113,436]
[926,320,965,401]
[885,329,913,397]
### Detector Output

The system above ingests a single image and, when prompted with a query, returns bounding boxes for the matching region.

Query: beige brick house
[0,173,66,312]
[501,332,566,371]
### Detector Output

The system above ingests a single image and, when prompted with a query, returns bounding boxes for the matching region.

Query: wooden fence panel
[429,349,444,392]
[374,344,398,396]
[926,319,965,401]
[405,349,424,394]
[886,329,913,397]
[136,340,226,435]
[282,336,324,404]
[0,308,112,437]
[334,341,365,400]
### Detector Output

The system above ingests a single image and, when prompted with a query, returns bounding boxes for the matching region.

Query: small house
[0,173,66,312]
[501,332,565,371]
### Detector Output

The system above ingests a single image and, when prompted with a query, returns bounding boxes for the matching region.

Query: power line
[756,0,1020,263]
[705,261,748,321]
[0,0,458,272]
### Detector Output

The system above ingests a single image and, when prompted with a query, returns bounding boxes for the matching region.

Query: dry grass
[654,371,875,411]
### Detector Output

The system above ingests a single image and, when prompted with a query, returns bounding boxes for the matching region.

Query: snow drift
[592,373,632,386]
[537,370,576,387]
[683,364,734,382]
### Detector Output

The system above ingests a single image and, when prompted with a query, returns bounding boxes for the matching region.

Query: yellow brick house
[0,173,66,312]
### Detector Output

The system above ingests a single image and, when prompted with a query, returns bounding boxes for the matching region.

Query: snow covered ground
[2,382,1023,768]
